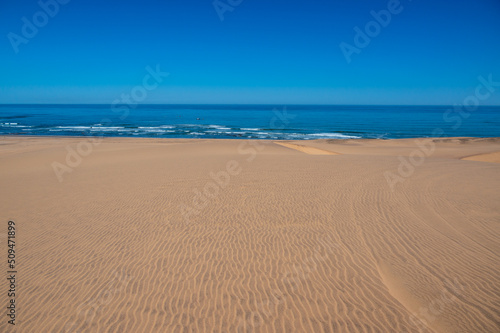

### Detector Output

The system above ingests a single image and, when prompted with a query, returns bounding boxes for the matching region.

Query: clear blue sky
[1,0,499,104]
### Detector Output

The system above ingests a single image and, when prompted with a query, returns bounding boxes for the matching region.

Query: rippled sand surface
[1,136,499,332]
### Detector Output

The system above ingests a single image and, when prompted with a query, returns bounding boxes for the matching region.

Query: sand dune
[1,136,499,332]
[462,151,500,163]
[273,142,339,155]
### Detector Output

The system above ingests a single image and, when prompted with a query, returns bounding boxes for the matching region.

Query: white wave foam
[206,125,231,130]
[307,133,360,139]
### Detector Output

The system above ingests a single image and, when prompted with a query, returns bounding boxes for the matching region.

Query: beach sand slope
[0,136,499,333]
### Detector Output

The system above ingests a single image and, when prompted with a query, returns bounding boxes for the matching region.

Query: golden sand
[462,151,500,163]
[273,142,339,155]
[1,136,499,332]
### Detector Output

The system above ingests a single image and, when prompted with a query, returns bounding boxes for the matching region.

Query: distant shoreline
[2,134,500,141]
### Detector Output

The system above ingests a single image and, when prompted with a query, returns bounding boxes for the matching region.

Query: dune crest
[274,142,339,155]
[462,151,500,163]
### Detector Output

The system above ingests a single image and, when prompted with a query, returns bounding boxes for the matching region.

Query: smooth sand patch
[274,141,339,155]
[462,151,500,163]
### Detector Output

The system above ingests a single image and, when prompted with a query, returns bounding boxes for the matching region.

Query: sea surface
[1,104,499,140]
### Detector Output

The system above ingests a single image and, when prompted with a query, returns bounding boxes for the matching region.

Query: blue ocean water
[1,104,499,140]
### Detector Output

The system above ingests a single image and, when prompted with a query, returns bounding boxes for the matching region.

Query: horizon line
[2,103,500,107]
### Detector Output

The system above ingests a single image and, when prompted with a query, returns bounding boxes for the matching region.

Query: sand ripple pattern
[0,137,499,332]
